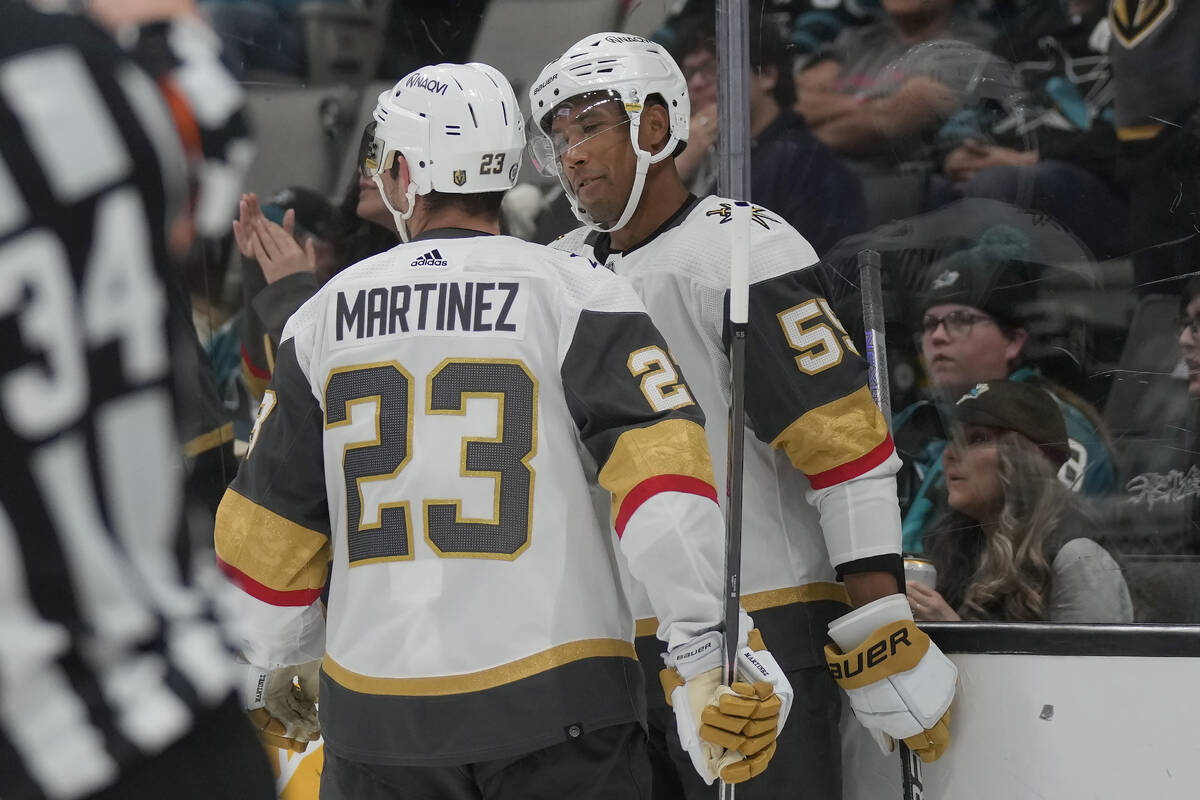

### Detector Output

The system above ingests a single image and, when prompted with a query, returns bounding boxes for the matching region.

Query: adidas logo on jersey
[411,249,448,268]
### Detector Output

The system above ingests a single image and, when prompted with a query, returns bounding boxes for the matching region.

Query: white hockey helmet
[527,32,689,233]
[359,62,525,241]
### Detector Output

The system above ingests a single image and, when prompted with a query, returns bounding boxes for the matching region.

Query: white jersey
[554,196,904,671]
[215,230,726,764]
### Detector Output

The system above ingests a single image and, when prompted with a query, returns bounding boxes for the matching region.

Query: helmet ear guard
[528,32,690,234]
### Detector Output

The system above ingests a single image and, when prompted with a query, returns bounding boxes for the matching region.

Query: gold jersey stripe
[322,638,637,696]
[1112,0,1130,26]
[633,582,851,638]
[741,582,851,611]
[183,422,235,457]
[770,386,889,477]
[597,418,716,521]
[214,488,330,594]
[1116,123,1165,141]
[269,741,324,800]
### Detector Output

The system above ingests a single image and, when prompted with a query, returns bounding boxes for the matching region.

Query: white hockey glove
[824,594,956,763]
[241,659,321,753]
[660,628,793,785]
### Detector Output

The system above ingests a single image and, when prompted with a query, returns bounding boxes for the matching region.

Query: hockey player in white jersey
[529,33,959,799]
[214,62,795,799]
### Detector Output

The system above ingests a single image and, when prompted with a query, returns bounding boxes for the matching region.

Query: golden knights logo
[1110,0,1174,48]
[452,169,467,187]
[705,202,781,231]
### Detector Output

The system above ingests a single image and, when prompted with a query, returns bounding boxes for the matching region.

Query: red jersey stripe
[614,474,719,536]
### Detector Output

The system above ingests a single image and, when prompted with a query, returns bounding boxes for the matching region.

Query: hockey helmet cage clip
[363,62,526,241]
[527,32,689,234]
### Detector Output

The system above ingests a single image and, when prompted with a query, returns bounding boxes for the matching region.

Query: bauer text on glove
[825,594,956,763]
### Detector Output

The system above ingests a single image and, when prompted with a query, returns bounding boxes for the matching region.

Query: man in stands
[795,0,993,164]
[670,12,866,254]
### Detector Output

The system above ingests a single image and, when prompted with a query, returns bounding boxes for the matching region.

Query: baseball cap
[946,380,1071,467]
[918,224,1038,327]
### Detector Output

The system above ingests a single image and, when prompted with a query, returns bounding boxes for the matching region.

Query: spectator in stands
[788,0,881,63]
[894,224,1117,552]
[669,14,867,253]
[1095,277,1200,623]
[926,0,1129,259]
[794,0,994,163]
[1109,0,1200,296]
[1180,277,1200,399]
[237,180,396,399]
[906,380,1133,622]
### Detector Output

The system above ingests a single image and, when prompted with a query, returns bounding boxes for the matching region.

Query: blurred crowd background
[181,0,1200,625]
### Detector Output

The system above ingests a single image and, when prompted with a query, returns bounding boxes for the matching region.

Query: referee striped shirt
[0,4,239,797]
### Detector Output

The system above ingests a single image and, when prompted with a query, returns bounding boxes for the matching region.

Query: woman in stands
[908,380,1133,623]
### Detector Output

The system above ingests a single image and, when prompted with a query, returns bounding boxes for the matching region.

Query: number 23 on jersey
[248,343,691,568]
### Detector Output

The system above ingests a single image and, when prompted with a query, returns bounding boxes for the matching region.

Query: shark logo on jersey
[1110,0,1174,48]
[705,202,780,230]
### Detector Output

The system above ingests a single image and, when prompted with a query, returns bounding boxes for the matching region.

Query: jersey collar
[412,227,494,242]
[584,194,700,264]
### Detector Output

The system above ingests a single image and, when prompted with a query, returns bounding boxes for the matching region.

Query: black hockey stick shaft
[719,201,752,800]
[724,327,746,685]
[716,0,751,792]
[856,249,922,799]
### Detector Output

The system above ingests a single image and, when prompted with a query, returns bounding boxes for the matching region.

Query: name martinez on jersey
[335,281,521,340]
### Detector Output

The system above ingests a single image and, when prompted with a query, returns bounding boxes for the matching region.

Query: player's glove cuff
[825,595,956,763]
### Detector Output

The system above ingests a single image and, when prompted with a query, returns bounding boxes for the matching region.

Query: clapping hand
[232,193,317,284]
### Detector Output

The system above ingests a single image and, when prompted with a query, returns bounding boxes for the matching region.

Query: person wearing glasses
[893,225,1116,554]
[668,13,866,255]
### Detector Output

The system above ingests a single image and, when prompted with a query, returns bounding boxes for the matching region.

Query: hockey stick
[719,200,752,800]
[857,248,891,421]
[715,0,751,793]
[856,249,923,800]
